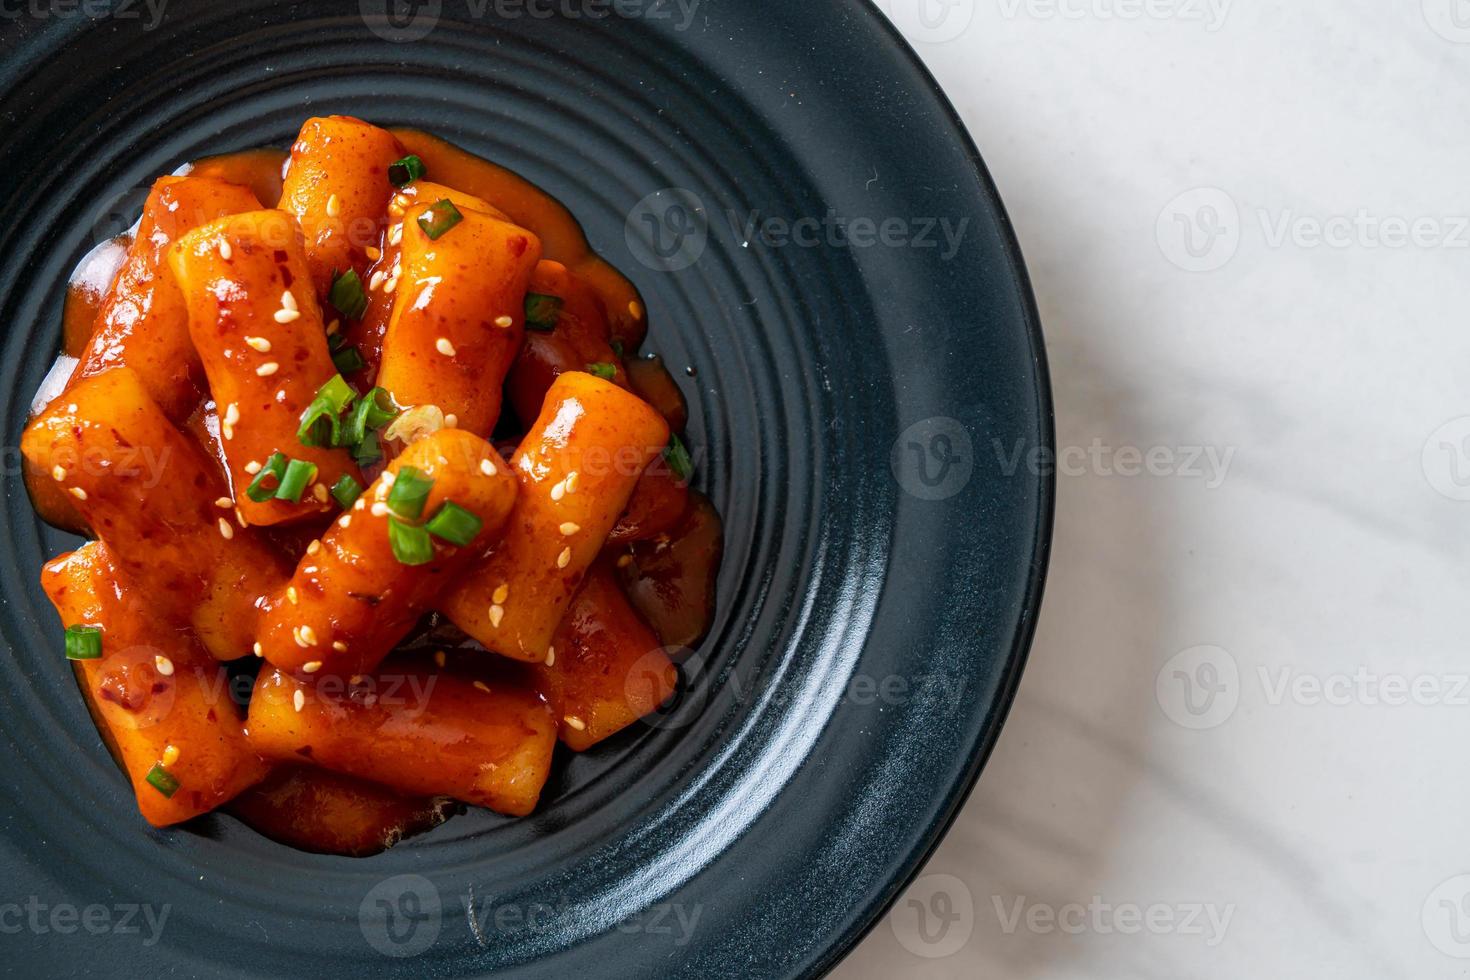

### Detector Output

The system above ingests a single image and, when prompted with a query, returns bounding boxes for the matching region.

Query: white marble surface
[841,2,1470,976]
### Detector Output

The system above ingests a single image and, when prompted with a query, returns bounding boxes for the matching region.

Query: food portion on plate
[23,116,723,855]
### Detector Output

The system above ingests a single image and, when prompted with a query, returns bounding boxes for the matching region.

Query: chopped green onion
[245,452,289,502]
[417,199,463,240]
[315,374,356,412]
[331,474,363,509]
[144,763,179,798]
[524,293,562,332]
[297,375,356,447]
[586,362,617,381]
[387,466,435,520]
[340,386,399,449]
[610,339,625,358]
[332,345,367,374]
[388,516,434,566]
[274,458,319,504]
[329,269,368,320]
[388,154,427,187]
[64,624,102,660]
[425,501,483,547]
[664,434,694,482]
[353,429,383,465]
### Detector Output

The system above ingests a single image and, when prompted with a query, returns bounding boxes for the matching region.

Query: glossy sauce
[30,128,720,853]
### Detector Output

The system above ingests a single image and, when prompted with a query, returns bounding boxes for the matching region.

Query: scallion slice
[388,516,434,566]
[353,429,383,465]
[274,458,319,504]
[425,501,483,547]
[332,344,367,375]
[586,361,617,381]
[297,375,357,447]
[245,452,289,502]
[524,293,562,332]
[664,434,694,482]
[387,466,434,520]
[331,474,363,509]
[340,386,399,448]
[388,154,427,187]
[64,624,102,660]
[144,763,180,798]
[329,269,368,320]
[417,199,463,240]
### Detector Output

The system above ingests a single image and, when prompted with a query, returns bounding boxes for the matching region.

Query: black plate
[0,2,1052,976]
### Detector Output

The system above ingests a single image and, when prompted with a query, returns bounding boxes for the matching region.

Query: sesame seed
[215,497,233,509]
[325,194,341,218]
[286,586,298,605]
[350,674,365,685]
[494,315,514,328]
[565,471,580,493]
[444,414,458,428]
[302,660,322,673]
[480,458,496,476]
[245,460,263,475]
[326,319,340,336]
[338,514,352,528]
[365,246,381,260]
[492,583,509,604]
[389,223,404,245]
[565,716,586,731]
[281,289,298,312]
[617,554,633,568]
[244,336,271,352]
[293,689,305,712]
[354,497,366,510]
[332,641,348,652]
[434,650,446,668]
[559,522,581,536]
[369,269,386,292]
[384,276,398,294]
[161,744,179,767]
[273,308,300,324]
[253,642,263,657]
[556,547,572,569]
[370,501,389,517]
[236,507,248,528]
[628,300,643,319]
[435,337,456,357]
[224,402,241,426]
[307,539,321,555]
[293,626,311,648]
[546,646,556,667]
[300,625,317,645]
[154,655,174,676]
[50,465,65,481]
[489,604,504,628]
[256,362,279,377]
[69,487,87,500]
[218,518,234,540]
[474,680,491,694]
[550,479,566,502]
[219,240,233,260]
[313,483,328,503]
